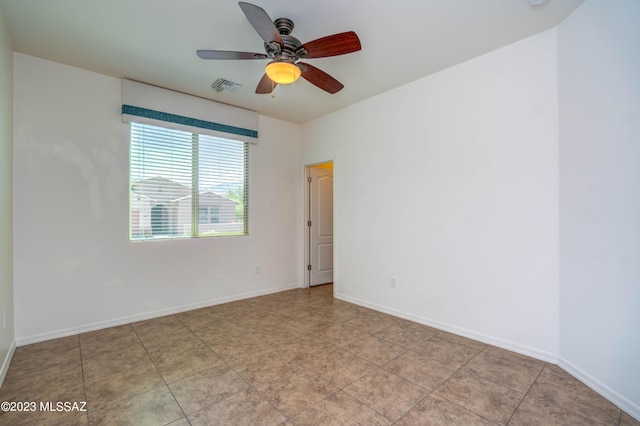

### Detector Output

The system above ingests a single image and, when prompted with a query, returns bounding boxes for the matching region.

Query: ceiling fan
[197,2,361,94]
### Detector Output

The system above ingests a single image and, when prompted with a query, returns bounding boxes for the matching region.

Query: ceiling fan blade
[256,73,277,94]
[197,50,268,60]
[298,62,344,94]
[298,31,361,58]
[239,2,283,47]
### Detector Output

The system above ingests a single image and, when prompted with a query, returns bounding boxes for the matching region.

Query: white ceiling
[0,0,583,124]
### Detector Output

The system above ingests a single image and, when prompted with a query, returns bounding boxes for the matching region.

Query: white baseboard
[559,357,640,422]
[15,283,301,346]
[335,292,559,363]
[0,340,16,387]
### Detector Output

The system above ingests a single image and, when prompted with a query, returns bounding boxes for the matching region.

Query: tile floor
[0,284,638,425]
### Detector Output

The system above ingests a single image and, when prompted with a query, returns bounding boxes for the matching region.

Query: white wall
[0,6,15,385]
[13,53,303,343]
[303,30,560,360]
[558,0,640,418]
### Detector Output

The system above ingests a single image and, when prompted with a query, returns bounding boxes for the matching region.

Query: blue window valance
[122,79,258,144]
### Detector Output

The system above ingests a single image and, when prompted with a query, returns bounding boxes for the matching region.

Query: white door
[309,164,333,286]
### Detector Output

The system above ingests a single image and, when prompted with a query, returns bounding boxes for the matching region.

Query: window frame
[129,121,249,241]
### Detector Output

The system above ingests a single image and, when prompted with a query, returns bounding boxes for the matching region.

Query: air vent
[212,78,242,93]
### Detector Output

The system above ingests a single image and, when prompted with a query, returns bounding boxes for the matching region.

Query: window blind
[130,122,248,240]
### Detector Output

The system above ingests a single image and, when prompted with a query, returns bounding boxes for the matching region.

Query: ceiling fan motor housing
[264,18,307,62]
[274,18,294,35]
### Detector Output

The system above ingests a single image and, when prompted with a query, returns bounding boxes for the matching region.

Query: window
[130,122,248,240]
[198,206,220,224]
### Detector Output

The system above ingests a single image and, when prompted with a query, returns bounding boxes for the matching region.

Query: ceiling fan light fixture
[265,61,301,84]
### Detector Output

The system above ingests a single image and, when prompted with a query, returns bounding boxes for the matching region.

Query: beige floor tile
[384,349,458,391]
[226,349,294,386]
[82,343,153,381]
[292,314,335,334]
[344,335,407,366]
[304,298,340,309]
[207,331,276,359]
[79,324,135,344]
[140,331,205,362]
[0,411,88,426]
[526,365,621,425]
[88,386,183,425]
[135,328,192,351]
[413,336,482,368]
[291,391,391,425]
[268,306,316,322]
[188,388,287,426]
[259,301,298,322]
[6,337,81,379]
[481,346,545,370]
[0,409,87,426]
[254,328,301,347]
[1,363,84,400]
[622,412,640,426]
[13,335,79,358]
[154,344,225,384]
[269,335,337,364]
[374,323,437,349]
[393,319,441,334]
[308,349,377,388]
[168,364,249,414]
[84,362,165,409]
[436,332,487,352]
[508,395,604,426]
[343,369,428,422]
[230,315,273,331]
[1,377,85,402]
[176,312,227,332]
[256,367,338,418]
[217,305,263,323]
[332,300,372,316]
[193,321,246,345]
[396,394,496,425]
[341,314,389,334]
[433,368,524,424]
[311,305,363,324]
[313,324,367,347]
[213,298,256,313]
[329,298,370,309]
[258,320,307,336]
[461,351,542,393]
[0,385,87,426]
[164,417,191,426]
[131,315,186,338]
[175,306,224,328]
[79,330,142,359]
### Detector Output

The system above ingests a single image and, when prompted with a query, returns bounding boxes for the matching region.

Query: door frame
[303,159,335,288]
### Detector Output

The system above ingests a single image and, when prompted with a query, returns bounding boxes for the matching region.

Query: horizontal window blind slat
[130,121,248,240]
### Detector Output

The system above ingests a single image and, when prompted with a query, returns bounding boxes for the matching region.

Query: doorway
[306,162,333,287]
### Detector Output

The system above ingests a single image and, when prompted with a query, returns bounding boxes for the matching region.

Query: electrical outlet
[255,264,262,274]
[389,276,397,289]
